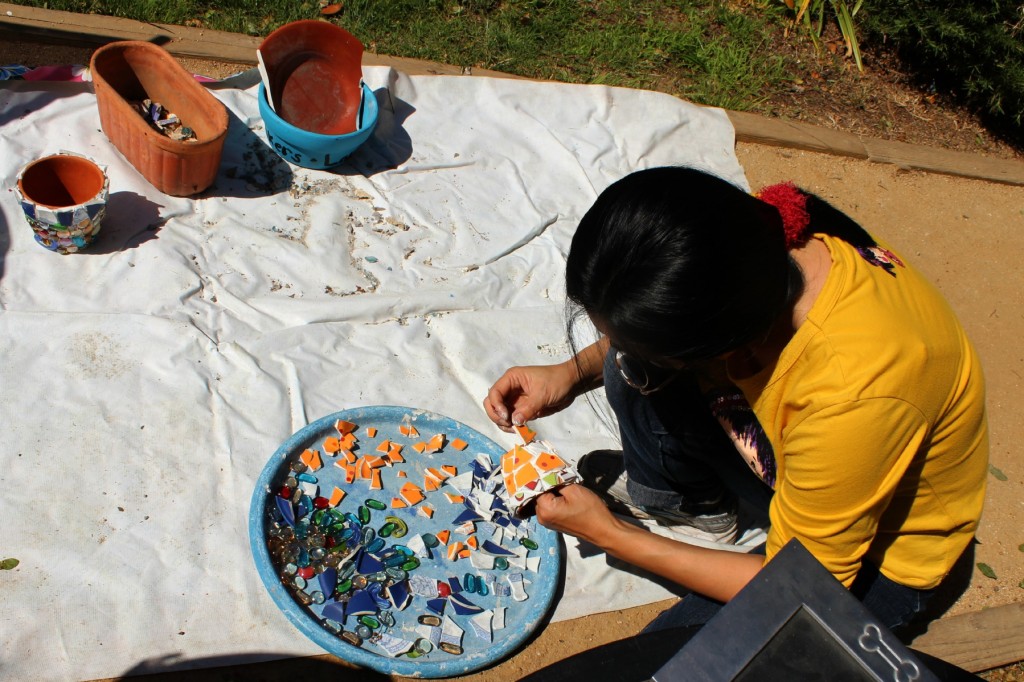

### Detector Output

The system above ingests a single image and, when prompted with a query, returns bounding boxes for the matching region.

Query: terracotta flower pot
[90,41,229,196]
[15,152,109,254]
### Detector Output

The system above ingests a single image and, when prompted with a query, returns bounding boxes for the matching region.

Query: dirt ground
[2,38,1022,681]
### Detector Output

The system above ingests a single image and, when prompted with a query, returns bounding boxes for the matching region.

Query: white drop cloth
[0,66,750,680]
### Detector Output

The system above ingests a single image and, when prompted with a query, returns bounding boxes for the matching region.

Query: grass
[11,0,794,112]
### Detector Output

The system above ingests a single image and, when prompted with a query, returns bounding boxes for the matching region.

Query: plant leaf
[977,562,997,579]
[989,465,1008,481]
[0,558,18,570]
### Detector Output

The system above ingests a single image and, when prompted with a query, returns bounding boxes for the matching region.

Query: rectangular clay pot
[90,41,229,197]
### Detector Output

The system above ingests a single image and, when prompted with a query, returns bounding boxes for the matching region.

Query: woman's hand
[534,484,621,546]
[483,362,580,432]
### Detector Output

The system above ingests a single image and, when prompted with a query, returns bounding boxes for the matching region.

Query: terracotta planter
[15,152,109,254]
[90,41,229,196]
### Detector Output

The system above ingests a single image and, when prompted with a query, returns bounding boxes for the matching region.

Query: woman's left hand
[534,483,620,546]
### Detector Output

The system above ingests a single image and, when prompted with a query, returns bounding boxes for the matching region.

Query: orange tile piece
[441,465,458,477]
[341,449,357,464]
[418,504,435,519]
[467,535,478,550]
[300,449,321,470]
[343,464,356,484]
[399,424,420,438]
[366,455,387,469]
[392,497,408,509]
[447,541,464,561]
[370,469,383,490]
[396,470,408,478]
[423,476,441,492]
[376,440,391,453]
[458,548,471,559]
[358,458,372,480]
[503,474,517,495]
[514,424,537,444]
[400,482,425,506]
[436,529,451,545]
[412,442,427,454]
[444,492,465,504]
[450,438,468,451]
[340,432,358,450]
[365,426,377,438]
[514,462,541,490]
[501,450,515,474]
[425,467,448,481]
[425,433,445,452]
[535,451,567,472]
[328,487,346,507]
[322,437,341,454]
[387,446,405,464]
[335,419,357,435]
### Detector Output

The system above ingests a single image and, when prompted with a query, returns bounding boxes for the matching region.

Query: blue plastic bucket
[259,81,378,169]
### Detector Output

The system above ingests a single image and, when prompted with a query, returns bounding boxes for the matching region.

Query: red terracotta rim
[18,154,106,209]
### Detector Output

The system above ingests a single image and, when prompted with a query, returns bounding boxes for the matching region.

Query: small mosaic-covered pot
[15,151,108,254]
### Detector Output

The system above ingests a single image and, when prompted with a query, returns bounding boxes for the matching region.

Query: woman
[483,167,987,633]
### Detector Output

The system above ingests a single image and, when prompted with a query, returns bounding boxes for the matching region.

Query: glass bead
[341,631,363,647]
[322,618,342,634]
[495,557,509,570]
[437,582,451,598]
[478,580,489,596]
[358,615,380,629]
[324,554,341,568]
[295,520,311,539]
[368,571,388,583]
[352,575,368,590]
[278,485,292,499]
[298,496,313,517]
[336,578,353,594]
[294,575,308,590]
[464,573,476,593]
[418,614,442,627]
[439,642,464,655]
[357,506,371,525]
[279,526,295,542]
[297,472,317,483]
[378,522,396,538]
[385,567,407,581]
[400,558,420,572]
[297,565,315,580]
[366,538,386,554]
[406,649,423,659]
[310,547,327,561]
[365,499,387,511]
[285,476,298,488]
[520,537,539,550]
[355,624,373,639]
[291,488,303,504]
[311,591,326,604]
[340,562,357,580]
[289,461,307,473]
[422,533,439,548]
[383,553,406,569]
[296,590,313,605]
[284,562,298,575]
[380,611,395,627]
[361,527,376,545]
[384,516,408,538]
[414,638,434,654]
[393,545,413,556]
[344,512,361,528]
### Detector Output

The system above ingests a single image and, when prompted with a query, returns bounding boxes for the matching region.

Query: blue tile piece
[346,589,377,616]
[449,593,484,615]
[275,496,295,526]
[453,508,483,525]
[480,540,517,557]
[425,597,447,616]
[318,568,338,597]
[357,551,383,575]
[367,582,391,610]
[387,580,411,611]
[321,600,346,623]
[448,577,463,594]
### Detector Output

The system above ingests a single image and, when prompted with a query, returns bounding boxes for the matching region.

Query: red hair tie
[756,182,810,249]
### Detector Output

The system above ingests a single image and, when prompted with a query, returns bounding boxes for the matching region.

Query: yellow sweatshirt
[733,233,988,589]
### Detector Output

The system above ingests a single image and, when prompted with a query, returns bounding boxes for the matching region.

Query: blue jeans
[602,350,935,635]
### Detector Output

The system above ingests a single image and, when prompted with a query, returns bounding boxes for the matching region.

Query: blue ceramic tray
[249,406,561,677]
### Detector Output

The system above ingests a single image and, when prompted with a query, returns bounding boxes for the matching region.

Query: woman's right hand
[483,362,580,432]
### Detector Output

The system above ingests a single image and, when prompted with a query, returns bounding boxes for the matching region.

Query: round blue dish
[249,406,562,678]
[258,81,379,169]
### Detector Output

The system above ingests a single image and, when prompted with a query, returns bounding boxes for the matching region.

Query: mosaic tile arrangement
[250,407,561,677]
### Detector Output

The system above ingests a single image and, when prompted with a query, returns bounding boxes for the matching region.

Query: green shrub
[860,1,1024,132]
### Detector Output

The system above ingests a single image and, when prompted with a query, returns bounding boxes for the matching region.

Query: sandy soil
[2,38,1021,681]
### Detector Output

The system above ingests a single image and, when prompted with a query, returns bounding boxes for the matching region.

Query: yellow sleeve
[765,398,929,587]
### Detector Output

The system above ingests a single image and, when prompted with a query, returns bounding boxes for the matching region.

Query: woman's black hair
[565,166,875,363]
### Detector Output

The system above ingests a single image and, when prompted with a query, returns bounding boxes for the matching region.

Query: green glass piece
[495,557,509,570]
[357,505,371,525]
[385,516,408,538]
[383,553,407,568]
[385,567,408,581]
[336,578,353,594]
[400,557,420,572]
[378,522,396,538]
[520,537,539,550]
[422,533,439,548]
[406,649,423,659]
[365,498,387,510]
[358,615,381,629]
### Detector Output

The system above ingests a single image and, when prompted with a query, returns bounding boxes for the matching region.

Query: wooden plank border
[3,2,1023,185]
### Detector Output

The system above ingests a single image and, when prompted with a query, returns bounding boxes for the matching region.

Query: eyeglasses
[614,350,681,395]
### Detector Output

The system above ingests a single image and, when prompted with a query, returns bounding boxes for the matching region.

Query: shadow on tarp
[113,651,390,681]
[82,190,167,255]
[0,80,93,128]
[197,105,296,200]
[0,206,8,280]
[326,87,416,179]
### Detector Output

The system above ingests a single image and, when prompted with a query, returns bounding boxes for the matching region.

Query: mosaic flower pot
[15,152,109,254]
[90,41,229,196]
